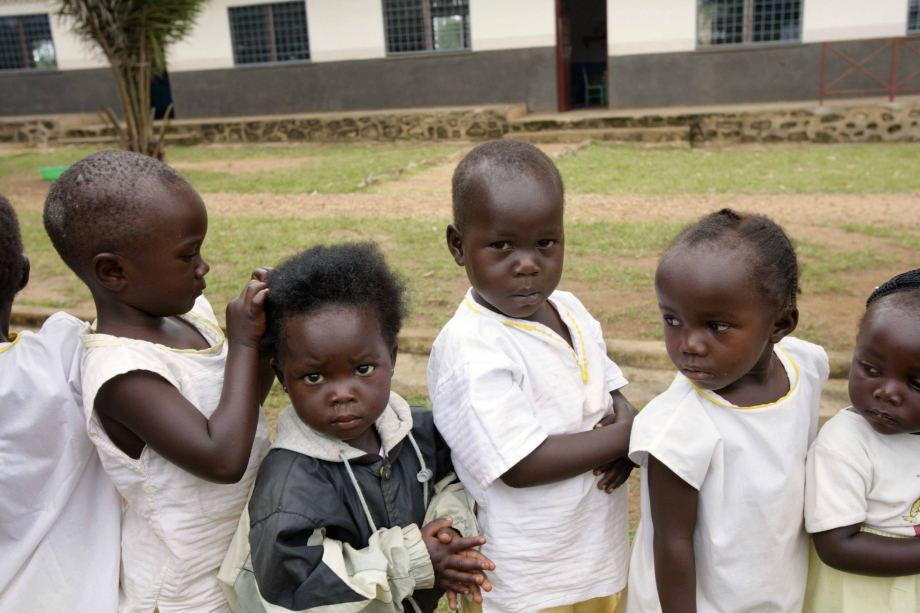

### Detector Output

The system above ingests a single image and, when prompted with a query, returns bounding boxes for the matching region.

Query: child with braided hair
[624,209,830,613]
[803,268,920,613]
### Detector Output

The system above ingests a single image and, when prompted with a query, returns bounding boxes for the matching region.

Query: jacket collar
[272,391,414,462]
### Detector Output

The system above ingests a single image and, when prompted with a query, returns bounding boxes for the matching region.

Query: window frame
[381,0,472,57]
[0,13,57,72]
[696,0,804,50]
[228,0,311,68]
[909,0,920,35]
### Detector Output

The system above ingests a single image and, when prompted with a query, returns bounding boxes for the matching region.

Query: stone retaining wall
[3,101,919,147]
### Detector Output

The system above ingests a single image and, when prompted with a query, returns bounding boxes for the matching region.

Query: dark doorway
[150,70,175,120]
[556,0,607,111]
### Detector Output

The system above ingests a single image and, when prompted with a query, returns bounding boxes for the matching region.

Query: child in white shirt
[43,151,274,613]
[429,140,637,613]
[0,195,121,612]
[625,209,829,613]
[803,268,920,613]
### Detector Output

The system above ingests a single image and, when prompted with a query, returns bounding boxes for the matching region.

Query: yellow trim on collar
[84,311,225,354]
[464,295,589,383]
[686,345,800,410]
[0,333,21,356]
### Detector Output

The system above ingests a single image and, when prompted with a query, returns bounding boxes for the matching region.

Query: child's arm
[812,524,920,576]
[93,279,268,483]
[500,392,637,488]
[648,454,699,613]
[593,390,639,492]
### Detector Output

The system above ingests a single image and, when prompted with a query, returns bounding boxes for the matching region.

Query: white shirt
[429,289,630,613]
[627,337,829,613]
[806,408,920,537]
[81,297,272,613]
[0,313,121,613]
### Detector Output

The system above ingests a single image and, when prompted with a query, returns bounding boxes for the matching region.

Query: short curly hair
[262,242,409,357]
[0,195,25,305]
[661,208,800,313]
[43,149,192,279]
[452,139,564,231]
[860,268,920,333]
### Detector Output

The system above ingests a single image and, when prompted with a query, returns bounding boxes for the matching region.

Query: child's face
[275,306,395,445]
[448,175,564,320]
[849,306,920,435]
[118,181,210,316]
[655,246,794,393]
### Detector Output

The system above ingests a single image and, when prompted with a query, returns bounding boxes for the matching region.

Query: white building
[1,0,918,118]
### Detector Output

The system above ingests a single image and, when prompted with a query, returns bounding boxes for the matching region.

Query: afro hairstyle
[0,195,25,305]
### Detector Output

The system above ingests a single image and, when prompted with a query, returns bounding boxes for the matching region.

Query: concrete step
[506,125,691,145]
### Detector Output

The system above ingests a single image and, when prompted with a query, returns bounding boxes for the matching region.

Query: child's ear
[446,224,465,267]
[389,342,398,371]
[17,254,30,293]
[91,253,128,293]
[770,307,799,344]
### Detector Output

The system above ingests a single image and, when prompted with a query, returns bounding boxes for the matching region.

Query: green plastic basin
[39,166,69,181]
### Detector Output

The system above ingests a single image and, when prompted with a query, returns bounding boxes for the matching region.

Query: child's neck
[348,425,383,457]
[716,343,790,407]
[0,301,11,340]
[93,296,208,351]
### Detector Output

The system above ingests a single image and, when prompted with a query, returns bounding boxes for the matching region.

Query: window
[910,0,920,34]
[697,0,802,47]
[383,0,470,55]
[229,1,310,65]
[0,14,56,71]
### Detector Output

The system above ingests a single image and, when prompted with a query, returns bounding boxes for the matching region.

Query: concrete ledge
[12,307,850,378]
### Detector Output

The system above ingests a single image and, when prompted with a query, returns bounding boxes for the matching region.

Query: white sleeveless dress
[81,297,272,613]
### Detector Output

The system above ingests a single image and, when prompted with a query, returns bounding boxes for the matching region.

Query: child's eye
[709,323,730,333]
[908,378,920,393]
[537,239,557,248]
[489,241,513,251]
[860,361,880,376]
[182,252,197,262]
[663,316,679,328]
[304,373,325,385]
[355,365,376,377]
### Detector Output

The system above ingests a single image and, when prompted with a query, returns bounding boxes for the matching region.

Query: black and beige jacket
[218,392,479,613]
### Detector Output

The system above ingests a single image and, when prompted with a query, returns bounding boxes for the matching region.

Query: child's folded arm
[249,509,434,613]
[812,523,920,577]
[424,472,480,539]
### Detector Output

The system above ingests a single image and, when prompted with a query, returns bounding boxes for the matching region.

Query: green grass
[0,144,460,193]
[17,212,679,329]
[839,223,920,250]
[557,143,920,194]
[798,239,898,294]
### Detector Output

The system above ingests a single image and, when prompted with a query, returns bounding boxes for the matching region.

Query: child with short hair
[429,140,637,613]
[0,195,121,612]
[803,269,920,613]
[219,242,494,613]
[43,150,274,613]
[625,209,830,613]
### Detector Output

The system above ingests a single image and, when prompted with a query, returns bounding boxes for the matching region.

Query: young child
[428,140,638,613]
[0,195,121,612]
[625,209,830,613]
[43,150,274,613]
[803,268,920,612]
[218,242,494,613]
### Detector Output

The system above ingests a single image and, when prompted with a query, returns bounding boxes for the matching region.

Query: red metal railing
[820,36,920,104]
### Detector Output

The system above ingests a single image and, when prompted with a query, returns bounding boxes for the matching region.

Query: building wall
[606,0,914,108]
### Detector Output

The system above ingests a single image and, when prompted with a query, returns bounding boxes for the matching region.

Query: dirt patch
[171,158,314,173]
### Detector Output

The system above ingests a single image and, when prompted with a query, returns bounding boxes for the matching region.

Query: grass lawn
[557,142,920,194]
[0,144,461,194]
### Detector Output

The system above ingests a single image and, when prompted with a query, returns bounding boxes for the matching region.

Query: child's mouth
[331,415,362,430]
[682,368,713,381]
[512,291,541,305]
[864,408,900,426]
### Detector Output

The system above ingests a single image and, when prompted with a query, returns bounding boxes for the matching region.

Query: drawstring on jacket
[339,432,432,613]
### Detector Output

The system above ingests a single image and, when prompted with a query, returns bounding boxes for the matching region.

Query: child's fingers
[421,517,453,538]
[479,575,493,592]
[441,569,485,586]
[445,535,486,553]
[456,549,495,570]
[250,286,270,310]
[440,579,470,596]
[444,555,493,572]
[250,266,274,282]
[446,590,458,611]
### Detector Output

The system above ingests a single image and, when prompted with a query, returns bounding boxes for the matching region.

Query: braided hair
[860,268,920,333]
[662,208,800,312]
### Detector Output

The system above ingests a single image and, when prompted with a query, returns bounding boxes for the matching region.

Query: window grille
[383,0,470,55]
[910,0,920,34]
[229,1,310,66]
[697,0,802,47]
[0,14,56,71]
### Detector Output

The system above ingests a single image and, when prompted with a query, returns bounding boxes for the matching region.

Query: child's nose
[513,251,540,275]
[680,330,707,356]
[329,383,357,406]
[873,378,902,406]
[197,257,210,277]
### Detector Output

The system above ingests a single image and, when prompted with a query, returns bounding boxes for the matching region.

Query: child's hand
[251,267,274,282]
[421,518,494,605]
[226,279,269,349]
[592,392,638,493]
